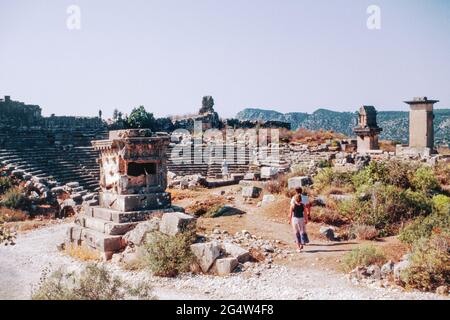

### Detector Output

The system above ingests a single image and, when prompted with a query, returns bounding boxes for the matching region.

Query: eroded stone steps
[75,214,138,235]
[66,224,124,253]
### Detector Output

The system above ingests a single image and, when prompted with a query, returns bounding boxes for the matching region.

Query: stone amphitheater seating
[166,144,252,179]
[0,146,101,190]
[0,127,108,191]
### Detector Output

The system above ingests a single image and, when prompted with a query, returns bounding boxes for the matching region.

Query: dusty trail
[0,222,445,300]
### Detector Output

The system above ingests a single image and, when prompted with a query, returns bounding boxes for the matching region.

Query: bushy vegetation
[0,187,30,210]
[313,168,353,193]
[311,160,446,236]
[141,231,196,277]
[32,264,155,300]
[342,244,386,272]
[411,166,440,194]
[399,195,450,245]
[187,198,227,217]
[400,235,449,292]
[349,224,379,240]
[0,176,13,194]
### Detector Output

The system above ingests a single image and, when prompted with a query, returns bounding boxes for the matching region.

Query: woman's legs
[297,218,309,245]
[291,218,304,251]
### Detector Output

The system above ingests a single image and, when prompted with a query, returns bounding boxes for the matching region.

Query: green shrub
[352,161,388,189]
[313,168,353,193]
[384,160,417,189]
[339,184,432,235]
[411,166,440,193]
[399,195,450,244]
[0,176,13,194]
[141,231,195,277]
[32,264,155,300]
[400,235,450,292]
[342,244,386,272]
[1,187,29,209]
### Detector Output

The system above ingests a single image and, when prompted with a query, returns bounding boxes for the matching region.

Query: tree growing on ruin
[127,106,156,129]
[199,96,214,114]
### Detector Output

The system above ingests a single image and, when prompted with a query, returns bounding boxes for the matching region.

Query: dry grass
[434,162,450,186]
[0,207,28,222]
[168,188,204,201]
[185,197,227,217]
[310,207,347,226]
[63,244,101,262]
[379,140,397,153]
[350,224,379,240]
[259,197,291,223]
[280,128,347,145]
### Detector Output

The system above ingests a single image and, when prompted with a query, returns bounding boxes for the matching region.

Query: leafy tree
[199,96,214,114]
[127,106,155,129]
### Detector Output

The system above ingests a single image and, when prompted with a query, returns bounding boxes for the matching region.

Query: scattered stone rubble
[345,253,449,294]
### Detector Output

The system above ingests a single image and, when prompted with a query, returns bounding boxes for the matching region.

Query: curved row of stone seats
[0,127,108,149]
[0,145,101,191]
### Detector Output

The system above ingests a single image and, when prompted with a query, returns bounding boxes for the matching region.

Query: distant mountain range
[235,108,450,145]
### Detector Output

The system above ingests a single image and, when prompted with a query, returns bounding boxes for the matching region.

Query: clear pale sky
[0,0,449,118]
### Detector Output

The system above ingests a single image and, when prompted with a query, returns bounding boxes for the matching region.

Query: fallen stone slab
[222,242,250,263]
[123,218,161,246]
[214,257,239,276]
[159,212,196,236]
[191,241,222,273]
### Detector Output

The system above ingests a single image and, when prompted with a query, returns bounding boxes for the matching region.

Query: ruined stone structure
[405,97,437,149]
[0,96,107,190]
[396,97,438,157]
[66,129,175,258]
[353,106,382,153]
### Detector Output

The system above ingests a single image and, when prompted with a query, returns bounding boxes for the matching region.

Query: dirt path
[0,222,446,300]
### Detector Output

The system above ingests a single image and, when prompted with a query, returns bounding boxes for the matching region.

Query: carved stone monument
[396,97,438,157]
[65,129,175,259]
[353,106,382,153]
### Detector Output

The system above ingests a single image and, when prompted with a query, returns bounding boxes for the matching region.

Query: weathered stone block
[159,212,196,236]
[190,242,222,273]
[241,186,261,198]
[215,257,239,276]
[99,192,171,212]
[260,167,278,179]
[288,176,312,190]
[222,242,250,263]
[123,218,160,246]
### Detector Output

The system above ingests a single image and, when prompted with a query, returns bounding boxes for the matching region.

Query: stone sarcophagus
[93,129,171,211]
[353,105,382,153]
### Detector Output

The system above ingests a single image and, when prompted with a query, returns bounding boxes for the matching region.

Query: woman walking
[288,187,310,252]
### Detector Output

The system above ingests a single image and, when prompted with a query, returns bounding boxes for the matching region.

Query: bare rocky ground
[0,222,446,300]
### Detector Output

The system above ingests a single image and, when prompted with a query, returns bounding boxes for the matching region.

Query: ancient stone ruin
[0,96,107,191]
[396,97,439,157]
[66,129,178,259]
[353,106,382,153]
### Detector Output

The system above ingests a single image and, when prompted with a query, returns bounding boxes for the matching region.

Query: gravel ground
[0,223,446,300]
